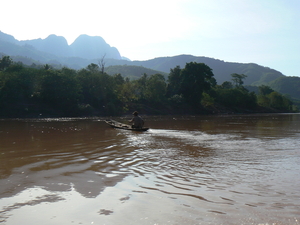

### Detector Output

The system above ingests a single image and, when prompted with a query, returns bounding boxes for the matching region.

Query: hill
[105,65,168,80]
[91,57,300,102]
[0,31,286,85]
[268,76,300,101]
[110,55,285,86]
[1,31,299,101]
[0,31,121,62]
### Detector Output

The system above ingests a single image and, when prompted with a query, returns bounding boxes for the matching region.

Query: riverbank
[0,104,295,119]
[0,101,297,119]
[124,102,296,116]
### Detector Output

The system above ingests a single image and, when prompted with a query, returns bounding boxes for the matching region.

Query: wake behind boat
[105,119,149,131]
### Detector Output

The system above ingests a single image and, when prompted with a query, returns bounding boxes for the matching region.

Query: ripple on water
[1,116,300,224]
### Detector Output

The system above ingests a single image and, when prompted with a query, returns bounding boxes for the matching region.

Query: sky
[1,0,300,77]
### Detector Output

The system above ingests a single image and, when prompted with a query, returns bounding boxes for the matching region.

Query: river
[0,114,300,225]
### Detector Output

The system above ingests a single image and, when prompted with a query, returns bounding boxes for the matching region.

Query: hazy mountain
[0,31,285,86]
[0,31,121,61]
[105,55,285,86]
[105,65,168,80]
[105,56,299,101]
[1,31,299,101]
[0,34,60,62]
[20,34,72,57]
[0,31,18,44]
[70,35,121,59]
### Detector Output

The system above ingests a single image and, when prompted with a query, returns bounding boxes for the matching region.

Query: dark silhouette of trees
[231,73,247,87]
[256,84,294,110]
[167,62,216,108]
[215,74,257,109]
[40,69,81,115]
[76,64,121,115]
[0,56,297,117]
[180,62,216,106]
[215,87,257,109]
[167,65,181,97]
[258,85,274,95]
[145,74,166,104]
[0,56,13,71]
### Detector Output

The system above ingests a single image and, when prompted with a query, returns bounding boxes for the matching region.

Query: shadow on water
[0,117,222,221]
[0,119,137,199]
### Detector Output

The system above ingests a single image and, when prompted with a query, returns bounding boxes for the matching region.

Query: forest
[0,55,298,118]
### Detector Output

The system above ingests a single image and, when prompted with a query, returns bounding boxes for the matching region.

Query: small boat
[105,119,149,131]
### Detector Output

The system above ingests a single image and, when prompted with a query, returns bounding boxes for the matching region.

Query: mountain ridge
[106,55,285,86]
[0,31,122,60]
[1,31,299,101]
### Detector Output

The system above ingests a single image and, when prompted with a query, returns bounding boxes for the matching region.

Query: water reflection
[1,114,300,224]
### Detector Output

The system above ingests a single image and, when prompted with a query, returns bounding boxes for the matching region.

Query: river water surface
[0,114,300,225]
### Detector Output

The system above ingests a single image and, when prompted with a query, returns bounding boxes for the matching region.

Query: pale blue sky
[1,0,299,76]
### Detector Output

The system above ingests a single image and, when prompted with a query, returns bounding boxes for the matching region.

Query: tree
[258,85,274,95]
[267,92,293,110]
[179,62,216,106]
[221,81,233,89]
[257,94,270,107]
[0,56,13,71]
[40,70,81,114]
[98,54,106,74]
[76,67,121,115]
[215,88,257,109]
[112,73,125,86]
[167,65,181,97]
[145,74,167,104]
[44,64,51,70]
[201,92,215,107]
[132,73,148,101]
[231,73,247,87]
[86,63,99,73]
[118,80,138,106]
[0,67,39,103]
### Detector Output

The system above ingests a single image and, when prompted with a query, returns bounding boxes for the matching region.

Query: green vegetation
[268,76,300,104]
[105,65,168,80]
[0,56,298,118]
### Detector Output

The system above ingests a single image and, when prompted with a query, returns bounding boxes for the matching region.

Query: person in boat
[129,111,144,129]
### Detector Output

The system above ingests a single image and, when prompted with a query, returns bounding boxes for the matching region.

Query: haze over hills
[114,55,286,85]
[0,31,122,61]
[0,31,299,102]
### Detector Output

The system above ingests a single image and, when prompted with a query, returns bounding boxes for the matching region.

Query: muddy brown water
[0,114,300,224]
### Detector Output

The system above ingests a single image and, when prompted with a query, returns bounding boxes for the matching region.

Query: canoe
[105,119,149,131]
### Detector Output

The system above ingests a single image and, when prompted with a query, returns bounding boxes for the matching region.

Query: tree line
[0,56,297,117]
